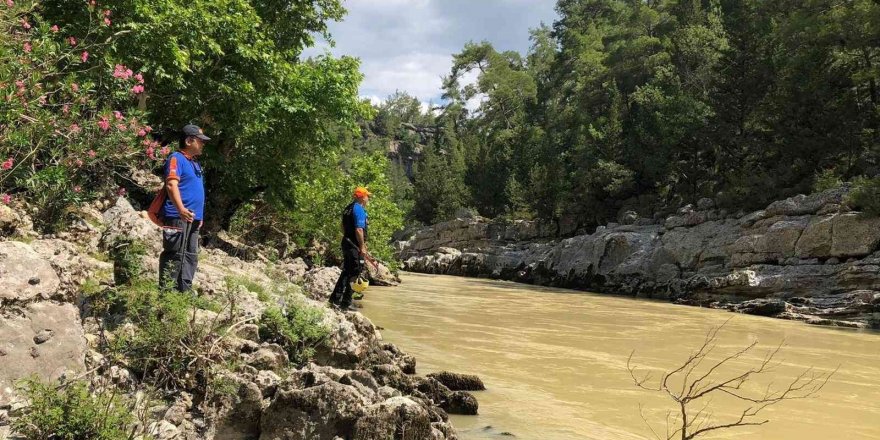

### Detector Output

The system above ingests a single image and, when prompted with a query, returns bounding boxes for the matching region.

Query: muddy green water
[360,272,880,440]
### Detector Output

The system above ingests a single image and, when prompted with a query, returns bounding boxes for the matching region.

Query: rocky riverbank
[0,198,477,439]
[397,188,880,329]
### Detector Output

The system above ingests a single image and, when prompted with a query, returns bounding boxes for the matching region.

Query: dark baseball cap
[182,124,210,141]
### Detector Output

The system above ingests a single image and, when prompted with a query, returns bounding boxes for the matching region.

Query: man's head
[179,124,210,156]
[353,186,371,205]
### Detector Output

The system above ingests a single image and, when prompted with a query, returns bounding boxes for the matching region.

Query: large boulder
[0,204,22,236]
[352,397,434,440]
[0,302,87,407]
[830,213,880,258]
[101,196,161,253]
[426,372,485,391]
[0,241,61,303]
[795,215,834,258]
[260,381,369,440]
[304,267,342,301]
[205,374,264,440]
[30,239,112,297]
[764,188,848,217]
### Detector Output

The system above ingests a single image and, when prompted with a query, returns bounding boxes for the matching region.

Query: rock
[619,211,638,226]
[33,329,54,344]
[795,215,833,258]
[0,241,61,303]
[731,298,787,316]
[442,391,479,415]
[366,261,400,287]
[0,204,22,235]
[149,420,182,440]
[697,198,715,211]
[282,258,310,283]
[247,344,289,371]
[426,372,485,391]
[101,196,161,254]
[304,267,342,301]
[236,323,261,342]
[765,188,848,217]
[255,370,282,398]
[0,302,87,407]
[831,213,880,257]
[261,381,369,440]
[353,397,434,440]
[206,375,263,440]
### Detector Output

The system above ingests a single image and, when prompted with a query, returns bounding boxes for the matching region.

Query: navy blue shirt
[161,151,205,221]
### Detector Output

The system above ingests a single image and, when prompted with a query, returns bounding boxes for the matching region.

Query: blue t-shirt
[161,151,205,221]
[352,203,367,229]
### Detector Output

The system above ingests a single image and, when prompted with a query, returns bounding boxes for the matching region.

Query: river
[360,272,880,440]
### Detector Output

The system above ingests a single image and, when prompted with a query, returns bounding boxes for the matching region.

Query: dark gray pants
[159,218,201,292]
[329,241,363,307]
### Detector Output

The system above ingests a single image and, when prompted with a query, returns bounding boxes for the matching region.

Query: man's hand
[180,208,195,223]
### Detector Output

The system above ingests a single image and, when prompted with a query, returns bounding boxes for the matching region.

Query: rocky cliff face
[397,188,880,329]
[0,198,475,439]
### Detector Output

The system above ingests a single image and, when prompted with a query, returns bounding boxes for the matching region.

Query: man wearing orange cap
[329,186,376,311]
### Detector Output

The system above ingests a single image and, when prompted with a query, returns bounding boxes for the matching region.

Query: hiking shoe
[338,303,359,312]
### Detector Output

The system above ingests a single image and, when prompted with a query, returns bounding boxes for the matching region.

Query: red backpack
[146,185,167,227]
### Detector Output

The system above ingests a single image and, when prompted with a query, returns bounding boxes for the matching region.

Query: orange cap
[353,186,371,198]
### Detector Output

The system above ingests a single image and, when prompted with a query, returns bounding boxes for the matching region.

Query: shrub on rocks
[259,300,331,366]
[11,378,150,440]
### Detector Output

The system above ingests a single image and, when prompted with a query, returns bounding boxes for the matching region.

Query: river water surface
[361,273,880,440]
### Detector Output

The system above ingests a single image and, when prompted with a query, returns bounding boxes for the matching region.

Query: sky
[304,0,559,107]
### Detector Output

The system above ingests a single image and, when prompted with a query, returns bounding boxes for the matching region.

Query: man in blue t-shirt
[329,187,377,311]
[158,124,209,292]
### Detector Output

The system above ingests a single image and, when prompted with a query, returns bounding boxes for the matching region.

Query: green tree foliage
[405,0,880,228]
[40,0,370,231]
[287,151,405,263]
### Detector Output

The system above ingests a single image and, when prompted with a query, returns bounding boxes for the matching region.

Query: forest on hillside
[365,0,880,232]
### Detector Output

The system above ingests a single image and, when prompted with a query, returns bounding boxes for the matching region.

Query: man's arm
[356,228,367,255]
[166,180,194,222]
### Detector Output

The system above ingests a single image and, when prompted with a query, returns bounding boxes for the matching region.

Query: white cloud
[311,0,558,102]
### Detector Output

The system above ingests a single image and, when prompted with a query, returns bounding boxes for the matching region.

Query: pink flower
[131,84,144,94]
[87,149,96,158]
[113,110,124,120]
[89,0,96,6]
[137,129,146,137]
[134,73,144,84]
[80,51,88,63]
[68,36,76,46]
[160,146,170,156]
[62,104,70,114]
[103,17,111,26]
[1,194,10,205]
[69,123,80,133]
[73,185,81,193]
[50,25,59,33]
[116,187,126,196]
[74,160,83,167]
[23,42,31,53]
[103,9,111,17]
[71,83,79,92]
[144,125,152,133]
[6,0,13,8]
[146,146,155,159]
[2,158,13,170]
[97,117,110,131]
[20,19,30,30]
